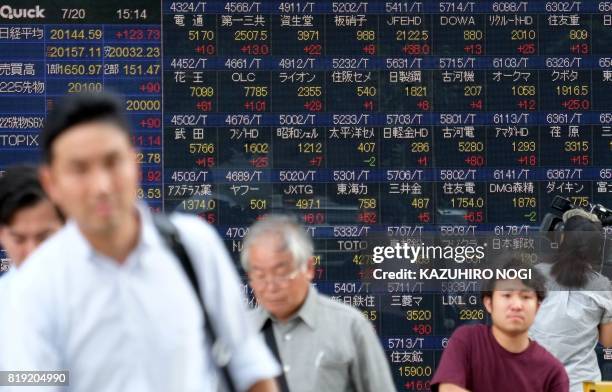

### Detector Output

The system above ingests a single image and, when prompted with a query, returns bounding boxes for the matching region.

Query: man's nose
[509,296,524,309]
[90,167,113,194]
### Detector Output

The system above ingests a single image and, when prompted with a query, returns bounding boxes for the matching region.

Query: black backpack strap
[261,319,291,392]
[152,213,236,392]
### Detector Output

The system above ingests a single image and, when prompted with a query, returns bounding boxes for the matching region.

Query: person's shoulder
[535,262,552,274]
[316,291,369,324]
[18,223,76,274]
[166,212,233,274]
[586,271,611,291]
[530,340,569,384]
[168,212,226,249]
[451,323,486,339]
[435,325,486,363]
[247,305,268,330]
[315,292,382,344]
[6,224,77,299]
[534,263,556,285]
[169,212,217,237]
[530,340,567,372]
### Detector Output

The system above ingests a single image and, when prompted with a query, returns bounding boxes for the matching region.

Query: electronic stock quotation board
[1,0,611,389]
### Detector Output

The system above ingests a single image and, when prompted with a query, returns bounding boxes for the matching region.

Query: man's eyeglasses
[248,269,301,289]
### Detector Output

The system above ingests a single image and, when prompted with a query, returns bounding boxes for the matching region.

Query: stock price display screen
[1,0,611,389]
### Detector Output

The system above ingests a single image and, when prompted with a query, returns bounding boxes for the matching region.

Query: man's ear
[0,226,7,248]
[130,147,140,167]
[483,295,492,314]
[305,256,316,280]
[39,166,59,205]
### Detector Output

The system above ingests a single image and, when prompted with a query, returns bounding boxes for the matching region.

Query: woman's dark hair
[551,215,603,288]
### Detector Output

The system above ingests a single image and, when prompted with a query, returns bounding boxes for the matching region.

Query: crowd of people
[0,92,610,392]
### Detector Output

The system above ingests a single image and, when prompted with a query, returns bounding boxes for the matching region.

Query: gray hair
[241,214,314,271]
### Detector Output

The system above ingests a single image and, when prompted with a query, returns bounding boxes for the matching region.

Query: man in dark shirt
[431,257,569,392]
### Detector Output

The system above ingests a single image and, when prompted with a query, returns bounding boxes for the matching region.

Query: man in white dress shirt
[2,92,280,392]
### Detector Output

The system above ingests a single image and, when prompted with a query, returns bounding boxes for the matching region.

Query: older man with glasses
[242,214,396,392]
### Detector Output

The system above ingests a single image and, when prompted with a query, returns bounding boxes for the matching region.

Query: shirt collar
[137,202,161,248]
[69,202,159,267]
[255,285,319,330]
[294,285,318,329]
